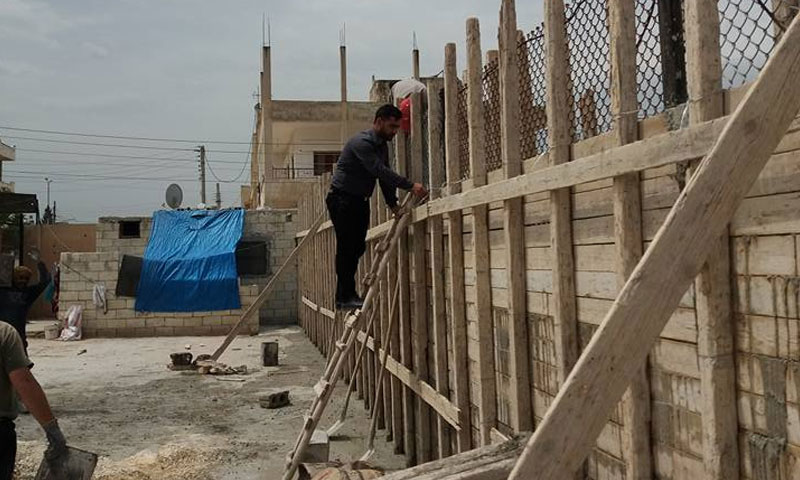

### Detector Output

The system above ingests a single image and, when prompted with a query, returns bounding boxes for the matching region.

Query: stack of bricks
[59,251,260,338]
[242,209,298,325]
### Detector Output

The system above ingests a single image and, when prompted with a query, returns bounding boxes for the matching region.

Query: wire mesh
[718,0,779,89]
[519,26,549,159]
[483,59,503,172]
[636,0,666,118]
[566,0,612,140]
[457,85,470,180]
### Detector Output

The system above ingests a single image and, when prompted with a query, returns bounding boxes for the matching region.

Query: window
[236,240,269,276]
[313,151,340,176]
[119,221,141,239]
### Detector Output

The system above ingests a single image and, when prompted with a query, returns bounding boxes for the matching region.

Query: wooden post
[498,0,532,434]
[466,17,497,447]
[427,76,451,459]
[684,2,739,479]
[410,91,432,464]
[508,14,800,479]
[444,41,472,453]
[544,0,578,389]
[774,0,800,40]
[396,124,416,463]
[609,1,652,478]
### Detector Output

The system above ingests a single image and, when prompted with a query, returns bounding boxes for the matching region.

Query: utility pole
[215,182,221,209]
[44,177,52,209]
[197,145,207,205]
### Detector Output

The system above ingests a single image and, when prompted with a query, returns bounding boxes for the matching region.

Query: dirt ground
[12,325,407,480]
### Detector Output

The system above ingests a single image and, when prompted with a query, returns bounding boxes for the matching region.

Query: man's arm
[378,179,400,210]
[9,367,55,425]
[353,140,414,192]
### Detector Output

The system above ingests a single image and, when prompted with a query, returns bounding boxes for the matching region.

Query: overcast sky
[0,0,544,223]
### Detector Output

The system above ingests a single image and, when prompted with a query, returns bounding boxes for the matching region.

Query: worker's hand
[27,248,40,262]
[411,183,428,199]
[43,419,68,464]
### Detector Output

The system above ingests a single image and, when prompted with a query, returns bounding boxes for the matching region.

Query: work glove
[43,419,68,464]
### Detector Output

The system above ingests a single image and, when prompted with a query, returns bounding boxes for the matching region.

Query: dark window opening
[313,151,340,176]
[236,240,269,276]
[119,221,141,239]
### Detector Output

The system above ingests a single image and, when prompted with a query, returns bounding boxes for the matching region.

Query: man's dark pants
[326,189,370,303]
[0,418,16,480]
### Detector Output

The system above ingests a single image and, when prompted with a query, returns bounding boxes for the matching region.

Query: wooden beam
[427,76,451,459]
[608,1,652,477]
[444,40,472,454]
[396,125,416,464]
[498,0,532,434]
[544,0,578,390]
[382,434,531,480]
[466,16,496,446]
[356,330,460,429]
[508,13,800,479]
[684,2,739,479]
[410,90,432,464]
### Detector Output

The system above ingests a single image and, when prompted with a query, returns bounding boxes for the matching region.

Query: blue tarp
[135,209,244,312]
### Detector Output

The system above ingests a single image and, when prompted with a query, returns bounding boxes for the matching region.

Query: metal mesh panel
[566,0,612,140]
[519,26,549,158]
[483,60,503,172]
[718,0,779,89]
[457,85,470,180]
[636,0,666,118]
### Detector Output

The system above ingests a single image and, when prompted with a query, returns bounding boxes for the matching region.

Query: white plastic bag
[59,304,83,341]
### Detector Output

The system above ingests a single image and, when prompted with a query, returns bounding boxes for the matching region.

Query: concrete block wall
[59,251,260,338]
[242,209,298,325]
[96,217,152,257]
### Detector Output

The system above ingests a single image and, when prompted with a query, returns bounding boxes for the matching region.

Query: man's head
[12,266,32,289]
[373,104,403,141]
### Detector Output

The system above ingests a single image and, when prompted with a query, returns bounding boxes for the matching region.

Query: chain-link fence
[519,26,549,160]
[483,59,503,172]
[457,85,470,180]
[718,0,780,89]
[445,0,791,181]
[566,0,612,140]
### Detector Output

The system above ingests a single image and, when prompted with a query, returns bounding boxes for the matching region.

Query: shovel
[35,446,98,480]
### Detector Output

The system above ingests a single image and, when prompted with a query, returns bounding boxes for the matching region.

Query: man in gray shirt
[327,104,427,309]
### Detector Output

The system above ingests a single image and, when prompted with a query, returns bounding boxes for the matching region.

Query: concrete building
[0,137,15,193]
[244,45,377,209]
[58,209,299,337]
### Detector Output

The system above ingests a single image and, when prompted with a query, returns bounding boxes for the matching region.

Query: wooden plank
[410,90,432,464]
[445,42,472,452]
[608,1,652,477]
[498,0,532,434]
[466,16,496,447]
[211,211,325,361]
[507,13,800,479]
[356,330,460,429]
[684,1,740,478]
[427,76,451,459]
[544,0,578,391]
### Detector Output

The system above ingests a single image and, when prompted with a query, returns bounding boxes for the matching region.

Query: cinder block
[298,430,329,463]
[155,327,175,336]
[202,316,222,326]
[165,318,183,327]
[133,327,156,337]
[145,318,166,328]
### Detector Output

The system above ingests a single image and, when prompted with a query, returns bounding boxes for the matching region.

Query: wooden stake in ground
[211,211,326,361]
[508,13,800,480]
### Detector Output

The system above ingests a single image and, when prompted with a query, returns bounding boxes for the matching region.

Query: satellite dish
[165,184,183,209]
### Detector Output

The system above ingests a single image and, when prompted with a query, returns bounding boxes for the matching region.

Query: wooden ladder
[282,195,420,480]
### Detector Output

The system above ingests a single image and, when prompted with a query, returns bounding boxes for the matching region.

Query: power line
[1,135,195,151]
[0,127,346,146]
[6,169,200,182]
